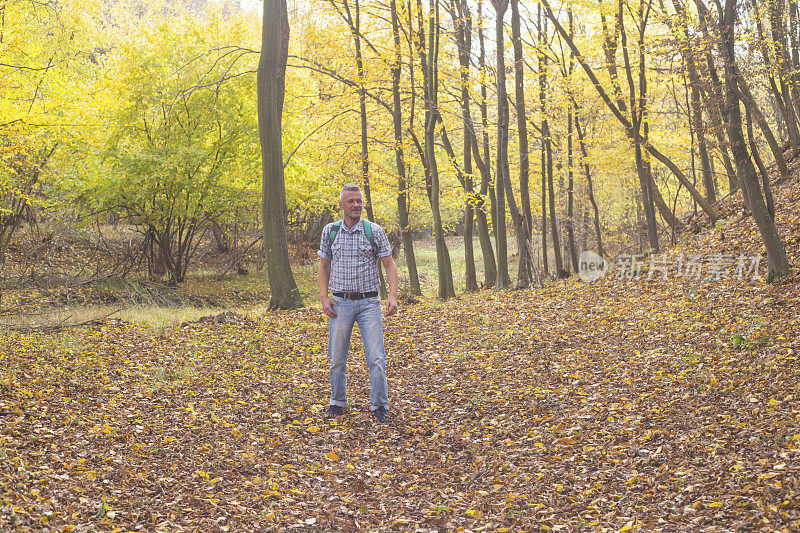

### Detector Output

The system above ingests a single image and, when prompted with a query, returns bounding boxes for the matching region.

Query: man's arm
[381,254,399,317]
[318,258,337,317]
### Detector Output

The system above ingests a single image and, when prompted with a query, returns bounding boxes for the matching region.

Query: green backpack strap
[362,219,379,256]
[328,220,342,257]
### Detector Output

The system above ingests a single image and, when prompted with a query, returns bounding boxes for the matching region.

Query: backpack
[328,219,379,259]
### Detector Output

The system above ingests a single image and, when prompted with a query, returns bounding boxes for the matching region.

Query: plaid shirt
[318,219,392,293]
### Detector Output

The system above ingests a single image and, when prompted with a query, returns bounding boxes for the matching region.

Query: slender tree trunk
[745,102,775,219]
[567,108,578,272]
[671,0,716,202]
[476,0,497,287]
[419,0,455,299]
[735,75,790,180]
[607,0,701,222]
[538,4,549,278]
[511,0,533,287]
[565,6,578,272]
[344,0,387,298]
[390,0,421,296]
[693,0,739,190]
[599,0,627,110]
[574,112,604,257]
[547,121,566,277]
[449,0,478,291]
[540,5,566,277]
[619,0,659,253]
[493,0,512,289]
[258,0,302,310]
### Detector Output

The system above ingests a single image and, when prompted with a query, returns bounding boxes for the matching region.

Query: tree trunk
[692,0,740,191]
[565,6,578,272]
[419,0,455,299]
[341,0,387,298]
[511,0,533,287]
[735,75,790,180]
[745,101,775,219]
[720,0,789,279]
[574,112,605,257]
[448,0,478,292]
[475,0,498,288]
[390,0,421,296]
[566,108,578,272]
[671,0,716,202]
[258,0,303,310]
[547,121,566,277]
[538,4,549,278]
[619,0,659,253]
[493,0,512,289]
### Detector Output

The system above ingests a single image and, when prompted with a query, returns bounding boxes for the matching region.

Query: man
[318,184,398,423]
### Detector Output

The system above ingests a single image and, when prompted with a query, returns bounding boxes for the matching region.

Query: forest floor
[2,172,800,531]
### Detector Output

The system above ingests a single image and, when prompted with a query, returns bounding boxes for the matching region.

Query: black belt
[333,291,378,300]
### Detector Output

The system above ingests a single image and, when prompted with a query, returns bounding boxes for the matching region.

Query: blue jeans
[328,296,388,411]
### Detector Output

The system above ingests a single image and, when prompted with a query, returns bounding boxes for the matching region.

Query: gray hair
[340,183,361,201]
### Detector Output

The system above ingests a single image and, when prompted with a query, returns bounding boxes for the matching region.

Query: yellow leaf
[619,526,632,532]
[709,501,723,508]
[557,437,577,445]
[231,428,241,438]
[325,452,339,461]
[769,398,778,406]
[307,425,320,433]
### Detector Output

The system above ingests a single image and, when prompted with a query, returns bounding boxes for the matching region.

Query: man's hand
[385,296,398,317]
[321,295,338,318]
[380,254,399,318]
[318,259,336,317]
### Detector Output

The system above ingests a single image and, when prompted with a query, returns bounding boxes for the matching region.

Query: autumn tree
[390,0,423,296]
[259,0,303,308]
[414,0,456,299]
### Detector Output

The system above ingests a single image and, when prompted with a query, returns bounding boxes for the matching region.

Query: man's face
[339,190,364,220]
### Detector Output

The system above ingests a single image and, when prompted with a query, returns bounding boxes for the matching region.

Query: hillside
[1,168,799,531]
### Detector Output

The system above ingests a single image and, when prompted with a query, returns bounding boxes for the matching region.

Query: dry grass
[0,304,246,333]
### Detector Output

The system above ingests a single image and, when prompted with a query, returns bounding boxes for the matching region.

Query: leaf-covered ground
[2,179,800,531]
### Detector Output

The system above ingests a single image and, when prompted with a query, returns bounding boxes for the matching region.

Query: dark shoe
[372,406,388,423]
[324,405,344,417]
